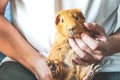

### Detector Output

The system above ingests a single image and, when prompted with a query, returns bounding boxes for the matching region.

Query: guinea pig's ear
[77,11,85,20]
[55,14,60,25]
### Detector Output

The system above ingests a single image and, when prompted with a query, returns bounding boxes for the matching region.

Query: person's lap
[92,72,120,80]
[0,61,36,80]
[0,61,120,80]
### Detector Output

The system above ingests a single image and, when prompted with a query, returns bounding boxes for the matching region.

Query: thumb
[84,22,107,42]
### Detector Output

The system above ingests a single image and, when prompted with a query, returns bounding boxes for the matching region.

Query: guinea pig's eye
[61,18,64,23]
[73,14,79,20]
[75,16,79,20]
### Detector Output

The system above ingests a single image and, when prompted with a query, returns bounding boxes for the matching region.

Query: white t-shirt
[9,0,120,72]
[11,0,56,57]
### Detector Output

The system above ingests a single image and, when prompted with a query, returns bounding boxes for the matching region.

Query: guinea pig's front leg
[81,64,100,80]
[47,59,70,80]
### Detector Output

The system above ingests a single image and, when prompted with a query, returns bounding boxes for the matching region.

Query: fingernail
[81,33,87,37]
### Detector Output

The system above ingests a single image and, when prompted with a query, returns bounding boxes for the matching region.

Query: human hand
[68,22,108,66]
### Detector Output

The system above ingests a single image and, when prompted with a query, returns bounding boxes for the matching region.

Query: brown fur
[47,9,99,80]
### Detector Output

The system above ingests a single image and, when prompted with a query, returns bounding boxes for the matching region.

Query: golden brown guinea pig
[47,9,99,80]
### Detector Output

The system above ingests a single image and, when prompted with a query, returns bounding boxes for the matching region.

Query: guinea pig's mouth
[69,31,81,38]
[69,30,75,37]
[69,27,75,37]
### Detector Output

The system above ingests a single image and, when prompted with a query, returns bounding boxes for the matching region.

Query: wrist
[27,53,47,78]
[104,36,115,56]
[28,52,46,66]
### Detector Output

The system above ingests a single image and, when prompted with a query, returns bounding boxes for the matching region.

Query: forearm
[0,15,44,74]
[106,28,120,55]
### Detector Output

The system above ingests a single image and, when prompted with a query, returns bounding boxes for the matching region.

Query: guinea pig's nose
[69,27,75,31]
[69,27,75,36]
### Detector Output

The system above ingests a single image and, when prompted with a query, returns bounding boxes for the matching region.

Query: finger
[73,54,98,65]
[84,22,104,35]
[73,57,90,66]
[84,22,93,30]
[84,22,106,42]
[75,37,103,60]
[75,38,92,54]
[81,33,98,50]
[68,38,85,58]
[92,22,105,36]
[92,50,104,61]
[69,38,98,64]
[81,33,105,61]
